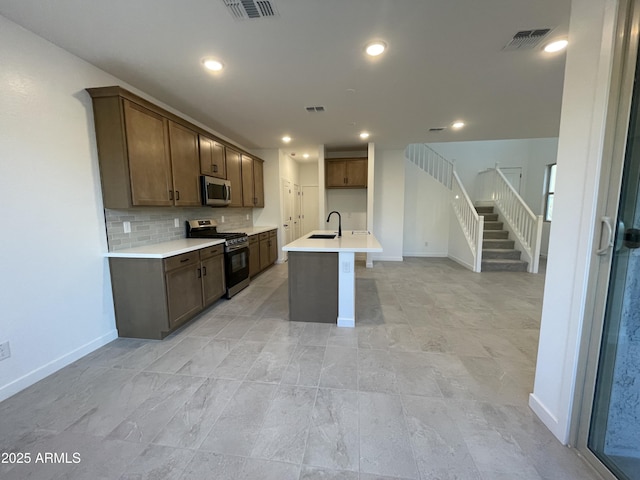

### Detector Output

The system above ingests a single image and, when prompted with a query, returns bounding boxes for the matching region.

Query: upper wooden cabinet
[241,155,265,207]
[199,135,226,179]
[122,100,173,206]
[168,121,201,207]
[87,86,266,209]
[88,88,201,208]
[226,147,244,207]
[326,158,368,188]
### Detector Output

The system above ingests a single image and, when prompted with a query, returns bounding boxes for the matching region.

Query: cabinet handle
[180,258,190,263]
[202,266,207,276]
[169,190,174,200]
[197,268,202,278]
[176,190,180,201]
[213,164,218,173]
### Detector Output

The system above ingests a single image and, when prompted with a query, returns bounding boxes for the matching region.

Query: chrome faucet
[326,211,342,237]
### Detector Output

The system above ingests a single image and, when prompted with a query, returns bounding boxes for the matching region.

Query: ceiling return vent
[222,0,279,20]
[305,106,325,113]
[503,28,552,51]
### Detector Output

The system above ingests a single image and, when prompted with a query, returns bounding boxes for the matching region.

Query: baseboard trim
[447,253,476,271]
[402,252,448,258]
[337,317,355,328]
[371,255,404,262]
[529,393,568,445]
[0,329,119,402]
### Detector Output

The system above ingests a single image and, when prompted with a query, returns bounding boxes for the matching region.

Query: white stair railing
[477,166,543,273]
[452,171,484,272]
[405,144,454,189]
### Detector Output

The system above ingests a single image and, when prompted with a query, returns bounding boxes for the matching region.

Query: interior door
[294,184,301,239]
[282,179,293,245]
[301,185,319,235]
[577,2,640,479]
[500,166,523,194]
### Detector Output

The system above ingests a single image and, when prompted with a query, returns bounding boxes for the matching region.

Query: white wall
[530,0,618,444]
[250,149,283,260]
[326,190,367,231]
[369,149,404,261]
[299,162,319,186]
[0,16,120,400]
[403,159,451,257]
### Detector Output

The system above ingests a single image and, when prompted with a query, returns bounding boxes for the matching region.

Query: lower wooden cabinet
[109,244,225,339]
[249,229,278,277]
[200,245,226,306]
[249,235,260,277]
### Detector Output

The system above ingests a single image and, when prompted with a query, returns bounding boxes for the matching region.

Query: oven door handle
[226,243,248,252]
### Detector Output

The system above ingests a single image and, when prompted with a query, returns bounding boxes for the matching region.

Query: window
[544,163,557,222]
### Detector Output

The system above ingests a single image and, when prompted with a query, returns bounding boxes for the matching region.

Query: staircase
[476,206,528,272]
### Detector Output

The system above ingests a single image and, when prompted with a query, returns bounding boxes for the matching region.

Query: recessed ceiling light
[360,131,370,139]
[543,39,568,53]
[451,121,465,129]
[303,153,309,159]
[202,58,224,71]
[365,41,386,57]
[282,136,292,143]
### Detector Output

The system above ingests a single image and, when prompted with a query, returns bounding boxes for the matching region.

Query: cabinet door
[241,154,255,206]
[253,159,264,207]
[268,231,278,264]
[202,254,225,306]
[165,264,203,328]
[259,238,271,271]
[226,147,244,207]
[168,121,201,206]
[346,158,368,187]
[325,160,346,188]
[123,100,173,205]
[249,239,260,277]
[199,135,226,179]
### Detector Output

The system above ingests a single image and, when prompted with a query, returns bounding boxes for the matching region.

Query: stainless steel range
[186,219,250,298]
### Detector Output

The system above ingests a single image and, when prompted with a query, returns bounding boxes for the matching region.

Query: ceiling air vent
[222,0,279,20]
[305,106,325,113]
[429,127,446,132]
[503,28,551,51]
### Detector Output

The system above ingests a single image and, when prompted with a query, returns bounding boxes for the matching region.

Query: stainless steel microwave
[201,175,231,207]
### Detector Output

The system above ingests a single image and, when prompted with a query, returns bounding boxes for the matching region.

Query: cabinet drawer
[259,232,270,241]
[164,252,199,272]
[249,234,259,245]
[269,230,277,238]
[199,244,224,260]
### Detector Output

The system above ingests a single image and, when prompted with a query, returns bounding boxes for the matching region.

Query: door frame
[572,0,638,477]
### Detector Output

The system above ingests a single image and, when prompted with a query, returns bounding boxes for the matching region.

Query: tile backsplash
[105,207,253,251]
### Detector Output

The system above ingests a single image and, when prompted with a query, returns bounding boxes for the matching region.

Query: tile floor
[0,258,603,480]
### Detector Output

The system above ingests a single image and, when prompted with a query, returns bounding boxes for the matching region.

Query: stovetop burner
[186,219,248,246]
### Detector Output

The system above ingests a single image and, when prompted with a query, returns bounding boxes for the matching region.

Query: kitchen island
[282,230,382,327]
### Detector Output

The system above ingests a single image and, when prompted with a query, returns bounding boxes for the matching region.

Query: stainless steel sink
[308,234,337,239]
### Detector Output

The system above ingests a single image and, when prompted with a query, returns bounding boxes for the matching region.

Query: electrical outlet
[246,214,250,220]
[0,341,10,361]
[221,215,225,223]
[123,221,131,234]
[174,218,180,228]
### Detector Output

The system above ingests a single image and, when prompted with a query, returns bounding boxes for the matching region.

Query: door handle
[596,216,614,256]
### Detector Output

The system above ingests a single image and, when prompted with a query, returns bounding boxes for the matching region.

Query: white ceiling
[0,0,570,161]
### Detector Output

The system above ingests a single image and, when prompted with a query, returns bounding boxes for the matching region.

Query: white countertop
[229,226,278,236]
[105,238,225,259]
[282,230,383,253]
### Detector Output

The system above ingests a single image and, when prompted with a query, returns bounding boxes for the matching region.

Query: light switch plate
[174,218,180,228]
[221,216,225,223]
[123,221,131,234]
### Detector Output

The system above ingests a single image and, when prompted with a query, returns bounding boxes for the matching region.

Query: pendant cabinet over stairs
[476,206,528,272]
